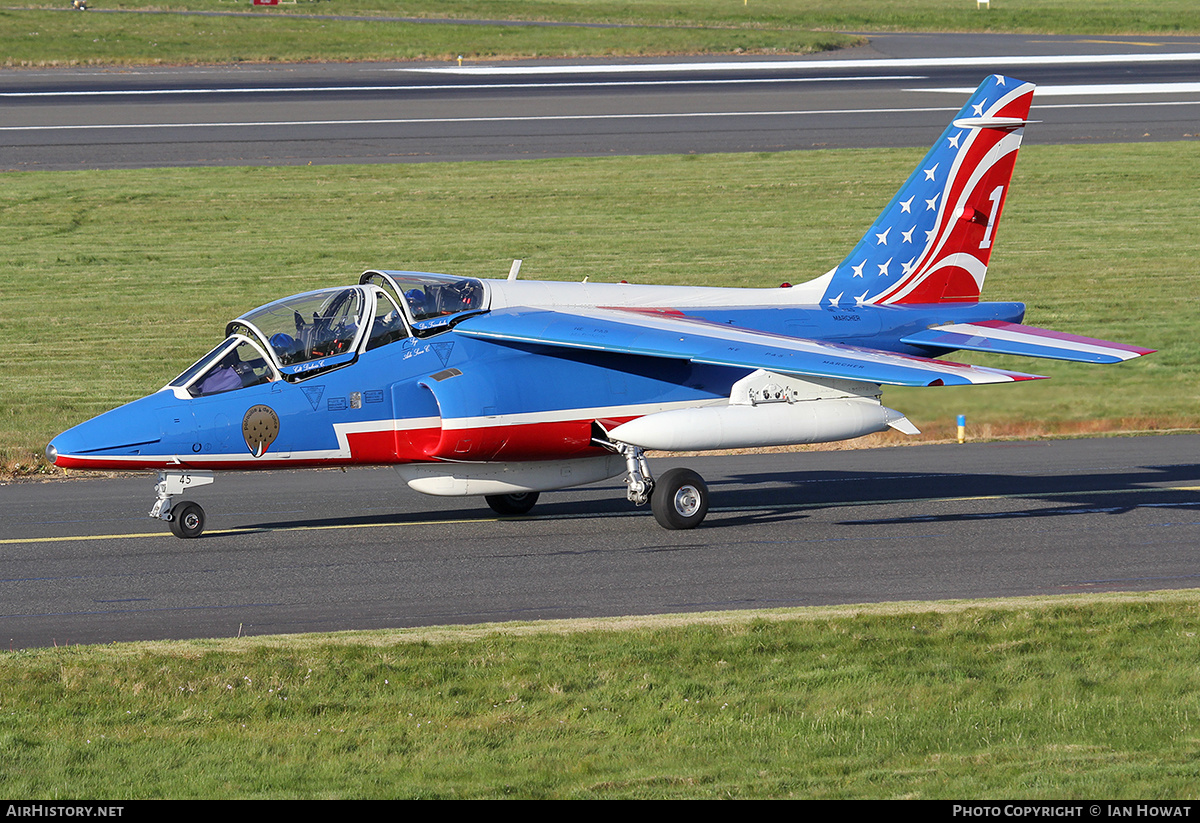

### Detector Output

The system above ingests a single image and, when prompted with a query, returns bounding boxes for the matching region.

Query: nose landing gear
[150,470,214,539]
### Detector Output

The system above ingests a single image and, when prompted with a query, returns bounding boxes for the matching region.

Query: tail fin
[821,75,1035,308]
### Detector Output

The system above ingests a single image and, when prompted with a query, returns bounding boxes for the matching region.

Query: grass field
[3,142,1198,473]
[3,0,1199,67]
[2,592,1199,798]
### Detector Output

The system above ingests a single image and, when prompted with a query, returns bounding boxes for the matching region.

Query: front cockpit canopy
[170,336,276,398]
[232,287,365,374]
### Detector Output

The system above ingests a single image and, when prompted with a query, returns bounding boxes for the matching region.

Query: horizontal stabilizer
[455,307,1045,387]
[900,320,1155,364]
[952,116,1036,129]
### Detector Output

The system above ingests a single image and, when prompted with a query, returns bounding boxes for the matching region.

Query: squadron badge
[242,405,280,457]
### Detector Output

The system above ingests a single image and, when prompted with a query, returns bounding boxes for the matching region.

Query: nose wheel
[150,470,214,539]
[169,501,207,539]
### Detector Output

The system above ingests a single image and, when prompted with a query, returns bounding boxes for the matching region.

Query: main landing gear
[485,491,540,515]
[150,470,213,539]
[618,444,710,530]
[650,468,709,530]
[479,445,712,530]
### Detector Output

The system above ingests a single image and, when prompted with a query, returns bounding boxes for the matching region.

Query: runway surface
[3,435,1199,650]
[3,33,1200,170]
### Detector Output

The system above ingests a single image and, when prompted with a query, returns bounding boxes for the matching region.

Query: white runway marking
[0,75,917,99]
[3,98,1196,134]
[913,82,1200,96]
[0,108,958,132]
[414,53,1200,75]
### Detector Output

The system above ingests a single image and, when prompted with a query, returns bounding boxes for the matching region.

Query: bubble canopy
[167,275,486,398]
[166,287,371,397]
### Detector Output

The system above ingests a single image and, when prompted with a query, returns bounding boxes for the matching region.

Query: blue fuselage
[49,298,1025,472]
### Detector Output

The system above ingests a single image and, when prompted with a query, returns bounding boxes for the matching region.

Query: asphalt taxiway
[3,32,1199,170]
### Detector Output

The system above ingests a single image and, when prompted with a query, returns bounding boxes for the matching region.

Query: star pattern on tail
[823,75,1035,308]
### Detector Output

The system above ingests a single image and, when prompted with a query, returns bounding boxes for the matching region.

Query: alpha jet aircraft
[47,75,1152,537]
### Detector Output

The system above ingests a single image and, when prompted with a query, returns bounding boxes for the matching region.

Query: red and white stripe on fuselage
[52,399,706,472]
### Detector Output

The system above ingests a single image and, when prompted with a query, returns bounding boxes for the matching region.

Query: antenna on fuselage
[507,259,523,281]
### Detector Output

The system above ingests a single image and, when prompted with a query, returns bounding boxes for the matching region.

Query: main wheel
[485,492,540,516]
[169,501,206,539]
[651,468,709,530]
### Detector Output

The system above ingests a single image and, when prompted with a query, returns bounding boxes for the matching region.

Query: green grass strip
[2,590,1200,797]
[1,3,856,67]
[4,0,1200,68]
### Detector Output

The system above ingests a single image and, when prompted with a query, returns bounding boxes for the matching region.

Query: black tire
[169,501,206,539]
[485,492,540,516]
[651,468,709,530]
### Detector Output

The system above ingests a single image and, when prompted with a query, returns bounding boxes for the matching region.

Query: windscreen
[170,337,275,398]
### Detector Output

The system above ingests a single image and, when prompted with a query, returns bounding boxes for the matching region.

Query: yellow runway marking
[0,516,497,544]
[0,531,173,544]
[1075,39,1172,47]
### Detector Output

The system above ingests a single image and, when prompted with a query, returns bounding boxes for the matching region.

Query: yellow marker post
[957,414,967,444]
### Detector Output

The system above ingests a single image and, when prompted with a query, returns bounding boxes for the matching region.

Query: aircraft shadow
[221,462,1200,535]
[226,496,632,535]
[712,462,1200,527]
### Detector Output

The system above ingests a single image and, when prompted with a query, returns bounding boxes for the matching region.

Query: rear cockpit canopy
[361,271,487,335]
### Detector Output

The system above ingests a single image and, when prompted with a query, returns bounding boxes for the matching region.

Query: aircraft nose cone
[48,392,167,469]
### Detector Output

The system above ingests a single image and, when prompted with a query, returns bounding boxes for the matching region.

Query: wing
[453,307,1045,387]
[900,320,1155,363]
